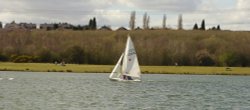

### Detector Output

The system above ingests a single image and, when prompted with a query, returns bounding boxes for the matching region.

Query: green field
[0,62,250,75]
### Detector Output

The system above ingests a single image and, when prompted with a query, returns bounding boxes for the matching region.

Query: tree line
[46,17,97,31]
[129,11,221,31]
[0,29,249,67]
[0,18,97,31]
[1,10,222,31]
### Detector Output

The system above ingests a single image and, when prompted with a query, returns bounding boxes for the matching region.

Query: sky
[0,0,250,30]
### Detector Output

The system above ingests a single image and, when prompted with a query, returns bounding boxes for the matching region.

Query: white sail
[109,53,124,79]
[122,36,141,78]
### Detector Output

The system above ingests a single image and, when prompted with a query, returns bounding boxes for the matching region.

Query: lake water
[0,71,250,110]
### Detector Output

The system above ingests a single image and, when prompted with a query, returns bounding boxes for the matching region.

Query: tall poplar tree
[143,12,150,29]
[146,16,150,29]
[0,22,2,28]
[89,19,93,29]
[143,12,147,29]
[129,11,136,30]
[93,17,97,30]
[178,14,183,30]
[163,14,166,29]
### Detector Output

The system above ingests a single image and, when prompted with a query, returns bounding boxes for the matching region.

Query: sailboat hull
[109,78,122,81]
[109,78,141,82]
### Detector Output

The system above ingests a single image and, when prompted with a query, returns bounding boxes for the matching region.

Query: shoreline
[0,62,250,75]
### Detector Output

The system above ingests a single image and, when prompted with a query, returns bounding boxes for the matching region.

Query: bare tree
[178,14,183,30]
[129,11,136,30]
[163,14,166,29]
[143,12,150,29]
[143,12,147,29]
[146,16,150,29]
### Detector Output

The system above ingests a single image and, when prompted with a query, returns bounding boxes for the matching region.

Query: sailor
[123,75,127,79]
[122,75,133,80]
[127,76,133,80]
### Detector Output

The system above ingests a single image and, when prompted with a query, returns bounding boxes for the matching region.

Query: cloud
[176,0,250,30]
[237,0,249,8]
[126,0,202,12]
[0,0,115,24]
[0,0,249,30]
[236,0,250,18]
[95,9,129,28]
[0,0,134,28]
[224,0,250,30]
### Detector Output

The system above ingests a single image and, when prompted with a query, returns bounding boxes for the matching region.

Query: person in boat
[122,75,133,80]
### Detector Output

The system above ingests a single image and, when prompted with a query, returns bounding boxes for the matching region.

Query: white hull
[109,78,141,82]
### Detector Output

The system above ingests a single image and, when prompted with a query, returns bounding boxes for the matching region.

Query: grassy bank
[0,62,250,75]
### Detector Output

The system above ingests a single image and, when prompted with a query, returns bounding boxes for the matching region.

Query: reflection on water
[0,71,250,110]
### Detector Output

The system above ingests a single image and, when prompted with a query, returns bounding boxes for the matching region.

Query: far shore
[0,62,250,75]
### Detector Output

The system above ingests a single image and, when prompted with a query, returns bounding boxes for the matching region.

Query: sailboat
[109,35,141,81]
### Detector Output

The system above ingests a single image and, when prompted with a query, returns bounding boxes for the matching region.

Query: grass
[0,62,250,75]
[0,62,113,73]
[141,66,250,75]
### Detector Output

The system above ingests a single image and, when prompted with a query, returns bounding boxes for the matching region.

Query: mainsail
[122,36,141,78]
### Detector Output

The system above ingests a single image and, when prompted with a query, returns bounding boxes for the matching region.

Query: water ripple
[0,72,250,110]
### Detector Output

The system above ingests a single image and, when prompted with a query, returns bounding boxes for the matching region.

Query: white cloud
[0,0,249,30]
[237,0,249,8]
[96,9,129,28]
[224,0,250,30]
[128,0,202,12]
[236,0,250,18]
[178,0,250,30]
[0,0,114,24]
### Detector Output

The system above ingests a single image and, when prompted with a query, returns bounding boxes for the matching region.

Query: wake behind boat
[109,35,141,81]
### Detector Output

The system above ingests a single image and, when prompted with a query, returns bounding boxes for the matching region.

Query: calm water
[0,71,250,110]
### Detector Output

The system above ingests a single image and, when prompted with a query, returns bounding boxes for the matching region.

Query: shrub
[63,46,85,64]
[161,51,173,65]
[13,55,34,63]
[66,69,72,72]
[219,52,248,67]
[32,56,40,62]
[198,56,215,66]
[0,53,9,61]
[10,55,18,62]
[38,50,53,62]
[174,55,192,66]
[195,50,215,66]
